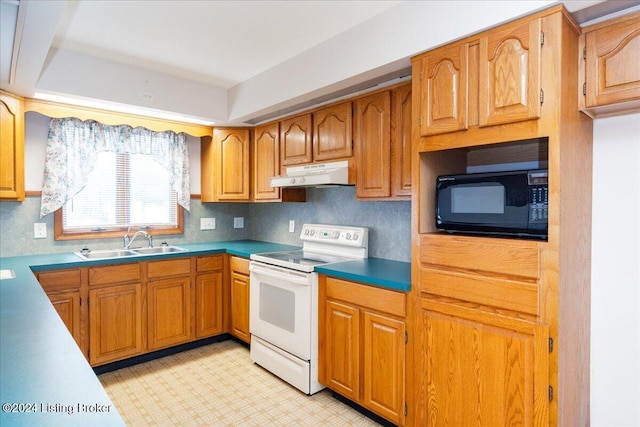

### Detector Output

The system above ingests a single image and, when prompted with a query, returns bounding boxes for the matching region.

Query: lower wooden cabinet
[36,253,240,366]
[37,268,84,354]
[416,298,549,426]
[147,276,192,351]
[229,256,251,343]
[89,283,144,366]
[195,255,224,338]
[48,290,82,349]
[319,276,406,426]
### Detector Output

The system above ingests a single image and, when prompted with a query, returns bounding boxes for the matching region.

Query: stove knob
[298,177,305,184]
[345,233,351,240]
[290,178,296,184]
[353,233,359,241]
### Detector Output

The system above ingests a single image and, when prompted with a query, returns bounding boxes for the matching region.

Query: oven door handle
[249,263,310,286]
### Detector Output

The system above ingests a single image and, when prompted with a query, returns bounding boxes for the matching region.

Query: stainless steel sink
[74,246,188,260]
[132,246,189,255]
[74,249,138,260]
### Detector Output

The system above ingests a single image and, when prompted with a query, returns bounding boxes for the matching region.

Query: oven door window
[259,283,295,333]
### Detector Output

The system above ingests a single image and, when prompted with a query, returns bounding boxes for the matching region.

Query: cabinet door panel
[254,122,281,201]
[196,272,223,338]
[479,18,541,126]
[355,91,391,198]
[419,299,548,426]
[280,114,313,166]
[419,43,469,136]
[585,13,640,107]
[363,311,405,425]
[313,102,353,161]
[0,92,24,200]
[391,84,412,197]
[89,283,144,366]
[215,128,250,200]
[230,271,250,343]
[148,277,192,350]
[324,300,360,400]
[49,291,82,350]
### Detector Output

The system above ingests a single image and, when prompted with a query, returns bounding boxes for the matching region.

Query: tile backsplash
[0,187,410,262]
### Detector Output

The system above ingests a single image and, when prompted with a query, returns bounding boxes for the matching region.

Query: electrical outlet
[289,220,295,233]
[34,223,47,239]
[200,218,216,230]
[234,217,244,229]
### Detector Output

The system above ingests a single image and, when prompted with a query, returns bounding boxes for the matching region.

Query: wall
[591,112,640,427]
[0,113,410,261]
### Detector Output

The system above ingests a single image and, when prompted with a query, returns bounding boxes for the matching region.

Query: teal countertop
[0,239,410,425]
[315,257,411,292]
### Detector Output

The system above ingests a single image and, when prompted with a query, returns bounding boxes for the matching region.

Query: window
[60,152,180,235]
[42,117,189,240]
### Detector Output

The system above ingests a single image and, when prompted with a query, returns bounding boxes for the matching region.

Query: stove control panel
[301,224,368,248]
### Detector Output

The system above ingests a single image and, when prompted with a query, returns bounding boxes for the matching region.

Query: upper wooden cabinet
[313,101,353,161]
[415,16,542,137]
[253,122,281,201]
[355,91,391,199]
[201,127,251,202]
[0,91,25,201]
[355,83,412,200]
[280,113,313,166]
[580,11,640,117]
[478,17,541,127]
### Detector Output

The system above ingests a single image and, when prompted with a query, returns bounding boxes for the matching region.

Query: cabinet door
[417,299,549,426]
[89,283,144,366]
[48,291,82,350]
[148,276,192,350]
[214,127,251,201]
[418,43,469,136]
[313,102,353,161]
[585,12,640,108]
[254,122,281,201]
[280,113,313,166]
[391,84,412,198]
[479,18,541,127]
[230,270,250,343]
[0,92,25,201]
[355,91,391,199]
[195,271,224,338]
[324,300,360,400]
[363,311,405,425]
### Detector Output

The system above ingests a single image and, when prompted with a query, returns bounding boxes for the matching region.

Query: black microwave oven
[436,169,548,239]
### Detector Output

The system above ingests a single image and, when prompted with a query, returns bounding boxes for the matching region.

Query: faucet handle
[148,235,153,248]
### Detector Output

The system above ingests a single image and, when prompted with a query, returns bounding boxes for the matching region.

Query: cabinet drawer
[420,234,541,280]
[147,258,191,279]
[420,267,539,315]
[325,277,405,318]
[37,268,81,292]
[230,256,249,275]
[89,263,141,286]
[196,255,223,272]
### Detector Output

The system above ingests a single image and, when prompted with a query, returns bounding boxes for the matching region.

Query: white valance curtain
[40,117,190,217]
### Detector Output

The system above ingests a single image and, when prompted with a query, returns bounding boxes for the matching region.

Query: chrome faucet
[124,228,153,248]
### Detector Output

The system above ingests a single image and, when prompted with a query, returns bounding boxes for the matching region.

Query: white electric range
[249,224,368,394]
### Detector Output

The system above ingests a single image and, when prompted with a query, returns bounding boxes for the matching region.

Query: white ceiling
[2,0,638,126]
[51,1,402,89]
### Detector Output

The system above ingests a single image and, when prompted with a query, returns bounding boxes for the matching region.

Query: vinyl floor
[99,339,381,426]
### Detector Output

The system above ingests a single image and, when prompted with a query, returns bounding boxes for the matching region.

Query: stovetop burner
[250,224,369,273]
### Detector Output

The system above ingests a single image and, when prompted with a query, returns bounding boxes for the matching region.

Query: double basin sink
[74,245,188,260]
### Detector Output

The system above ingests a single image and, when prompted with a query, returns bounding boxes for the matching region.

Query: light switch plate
[289,220,295,233]
[200,217,216,230]
[234,217,244,228]
[34,223,47,239]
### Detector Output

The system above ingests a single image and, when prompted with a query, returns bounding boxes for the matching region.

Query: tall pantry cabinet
[408,5,593,426]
